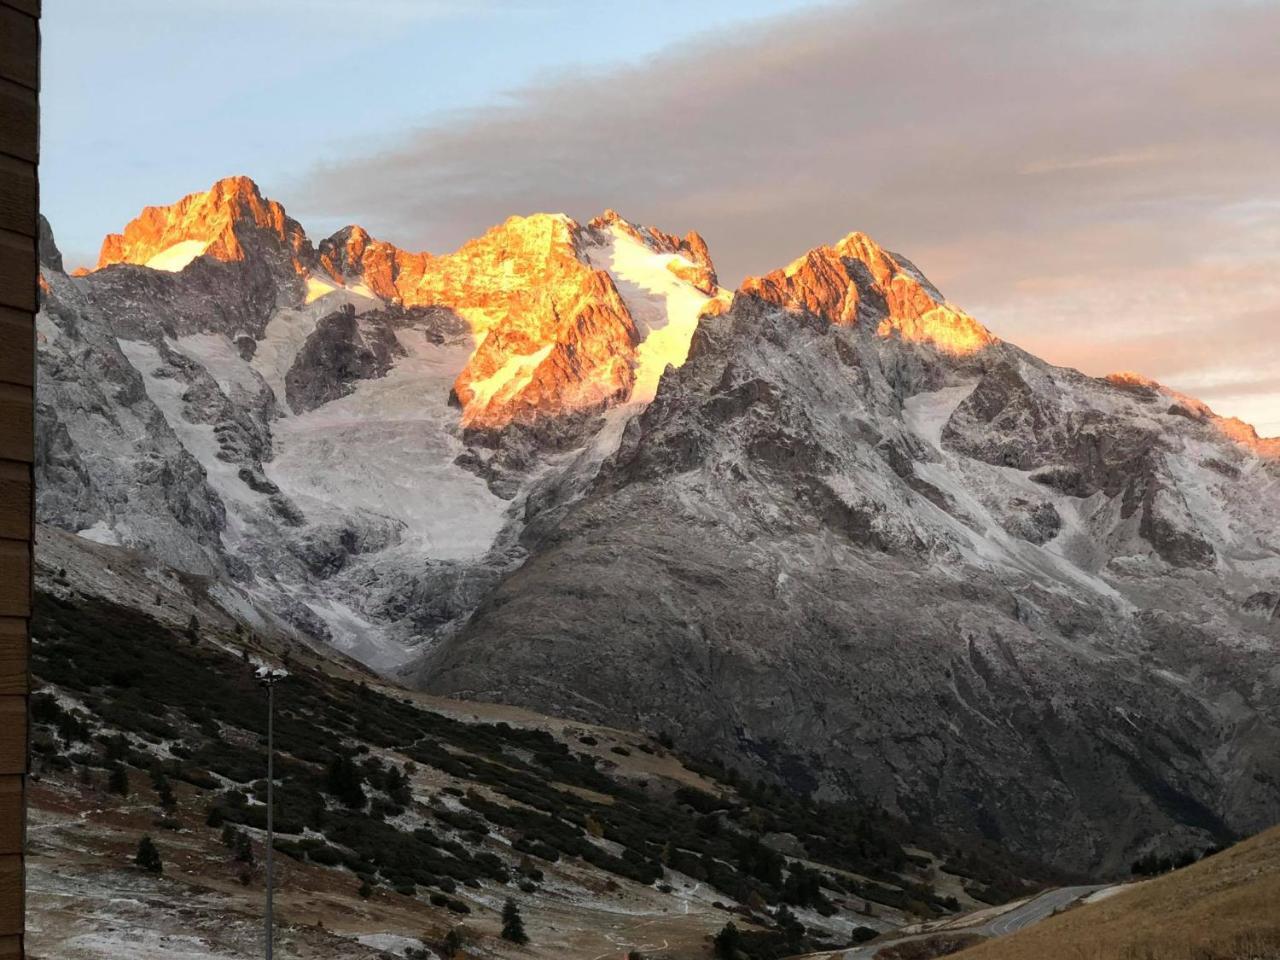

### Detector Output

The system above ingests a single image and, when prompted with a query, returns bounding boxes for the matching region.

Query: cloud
[293,0,1280,435]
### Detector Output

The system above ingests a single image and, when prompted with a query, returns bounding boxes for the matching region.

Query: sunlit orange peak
[742,230,997,356]
[94,175,309,275]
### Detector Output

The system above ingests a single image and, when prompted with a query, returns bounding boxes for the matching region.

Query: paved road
[978,884,1106,937]
[839,884,1110,959]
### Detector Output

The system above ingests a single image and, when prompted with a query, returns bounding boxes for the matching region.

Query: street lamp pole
[256,666,288,960]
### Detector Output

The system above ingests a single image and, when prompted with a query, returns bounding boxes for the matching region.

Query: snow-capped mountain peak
[742,229,997,356]
[95,174,311,275]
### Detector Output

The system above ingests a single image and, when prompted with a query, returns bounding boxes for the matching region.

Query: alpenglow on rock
[36,177,726,664]
[35,176,1280,877]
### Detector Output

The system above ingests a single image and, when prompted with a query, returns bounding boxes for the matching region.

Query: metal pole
[265,680,274,960]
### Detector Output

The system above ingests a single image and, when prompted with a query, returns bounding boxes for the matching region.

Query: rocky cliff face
[35,177,1280,876]
[35,177,720,666]
[414,236,1280,875]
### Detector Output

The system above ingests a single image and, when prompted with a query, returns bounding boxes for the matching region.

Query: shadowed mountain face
[36,177,1280,875]
[412,240,1280,875]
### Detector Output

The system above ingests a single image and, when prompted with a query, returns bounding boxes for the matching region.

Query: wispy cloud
[293,0,1280,435]
[1018,146,1185,176]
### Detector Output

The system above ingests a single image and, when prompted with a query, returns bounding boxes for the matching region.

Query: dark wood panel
[0,384,32,463]
[0,700,23,775]
[0,81,35,164]
[0,541,28,619]
[0,778,20,854]
[0,309,32,388]
[0,8,36,91]
[0,933,20,957]
[0,0,39,19]
[0,158,34,238]
[0,159,33,241]
[0,619,22,697]
[0,463,28,541]
[0,232,34,312]
[0,855,18,936]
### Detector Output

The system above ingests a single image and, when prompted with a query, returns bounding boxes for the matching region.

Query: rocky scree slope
[415,232,1280,876]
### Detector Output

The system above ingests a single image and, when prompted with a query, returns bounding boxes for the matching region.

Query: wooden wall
[0,0,37,956]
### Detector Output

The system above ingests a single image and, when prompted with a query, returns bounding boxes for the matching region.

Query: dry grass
[875,932,986,958]
[950,824,1280,960]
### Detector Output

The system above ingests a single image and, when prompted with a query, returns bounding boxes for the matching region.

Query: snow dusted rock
[34,179,722,667]
[1243,591,1279,622]
[33,177,1280,875]
[416,234,1280,875]
[36,263,227,575]
[283,302,407,414]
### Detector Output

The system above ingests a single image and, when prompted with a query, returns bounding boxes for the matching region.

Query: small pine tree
[107,763,130,796]
[358,879,373,899]
[325,753,367,809]
[185,614,199,642]
[234,830,254,864]
[774,904,805,945]
[206,805,224,827]
[150,766,176,810]
[442,928,464,958]
[386,765,412,807]
[135,835,162,874]
[713,922,742,959]
[500,898,528,945]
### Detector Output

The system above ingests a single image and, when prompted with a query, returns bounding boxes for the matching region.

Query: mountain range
[34,176,1280,878]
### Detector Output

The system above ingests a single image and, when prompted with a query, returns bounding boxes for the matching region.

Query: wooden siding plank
[0,0,39,19]
[0,232,34,312]
[0,308,32,388]
[0,700,24,775]
[0,384,32,463]
[0,80,35,164]
[0,463,28,540]
[0,778,20,854]
[0,541,28,618]
[0,8,36,91]
[0,855,19,936]
[0,158,34,238]
[0,619,23,697]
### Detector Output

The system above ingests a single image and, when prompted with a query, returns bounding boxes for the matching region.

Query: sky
[43,0,1280,436]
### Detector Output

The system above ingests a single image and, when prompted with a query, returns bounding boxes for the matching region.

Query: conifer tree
[713,922,742,959]
[326,753,367,809]
[500,898,528,944]
[107,763,130,796]
[135,835,163,874]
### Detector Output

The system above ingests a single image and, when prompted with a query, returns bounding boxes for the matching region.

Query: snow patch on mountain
[266,327,509,561]
[467,343,556,409]
[143,238,209,272]
[116,338,252,519]
[304,270,380,305]
[171,333,265,398]
[904,382,1127,602]
[75,520,121,546]
[588,224,714,405]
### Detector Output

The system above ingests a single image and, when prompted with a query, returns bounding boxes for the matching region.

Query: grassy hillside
[950,824,1280,960]
[26,588,1059,959]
